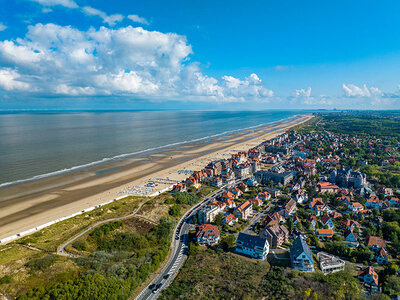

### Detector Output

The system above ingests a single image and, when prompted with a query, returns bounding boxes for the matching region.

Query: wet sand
[0,114,313,240]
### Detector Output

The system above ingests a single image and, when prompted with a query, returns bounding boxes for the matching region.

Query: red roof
[196,224,220,239]
[366,235,386,248]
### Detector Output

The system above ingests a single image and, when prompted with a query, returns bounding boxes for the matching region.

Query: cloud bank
[0,23,274,102]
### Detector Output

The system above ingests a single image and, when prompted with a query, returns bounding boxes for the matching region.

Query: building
[316,229,334,240]
[195,224,220,246]
[348,202,364,213]
[344,228,359,248]
[264,212,283,227]
[254,170,294,185]
[317,252,345,275]
[197,205,221,224]
[376,247,389,264]
[290,236,315,272]
[263,224,289,248]
[320,215,334,229]
[357,266,379,287]
[235,232,269,261]
[330,167,367,189]
[234,201,253,220]
[280,199,297,217]
[366,235,386,250]
[316,181,340,194]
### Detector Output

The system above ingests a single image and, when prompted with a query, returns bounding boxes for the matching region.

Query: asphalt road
[135,182,237,299]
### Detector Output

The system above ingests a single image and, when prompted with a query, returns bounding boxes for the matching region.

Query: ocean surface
[0,110,303,186]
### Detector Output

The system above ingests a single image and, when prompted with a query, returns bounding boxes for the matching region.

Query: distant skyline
[1,0,400,110]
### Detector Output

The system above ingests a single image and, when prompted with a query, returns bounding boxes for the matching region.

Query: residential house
[234,201,253,220]
[210,176,222,188]
[235,232,269,261]
[263,224,289,248]
[316,229,334,240]
[366,196,382,209]
[366,235,386,250]
[348,202,364,213]
[378,187,393,196]
[222,214,238,226]
[265,188,281,198]
[225,198,236,209]
[357,266,379,287]
[389,197,400,207]
[290,236,315,272]
[257,191,271,202]
[249,198,263,207]
[196,224,220,246]
[292,216,301,227]
[238,182,249,192]
[310,198,328,216]
[221,191,235,201]
[376,247,389,264]
[264,212,283,227]
[344,228,359,248]
[280,199,297,217]
[340,219,361,231]
[171,182,187,193]
[307,215,318,230]
[316,181,340,194]
[320,215,334,229]
[317,252,345,275]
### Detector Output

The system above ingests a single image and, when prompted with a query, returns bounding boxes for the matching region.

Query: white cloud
[0,68,30,91]
[0,23,273,102]
[82,6,124,26]
[295,87,311,98]
[0,23,6,32]
[31,0,78,8]
[128,14,149,25]
[342,83,382,98]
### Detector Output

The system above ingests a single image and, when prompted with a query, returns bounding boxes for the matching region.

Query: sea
[0,110,305,186]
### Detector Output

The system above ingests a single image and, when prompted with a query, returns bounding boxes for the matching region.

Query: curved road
[135,182,237,300]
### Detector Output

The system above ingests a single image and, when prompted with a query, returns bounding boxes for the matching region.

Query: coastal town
[166,126,400,298]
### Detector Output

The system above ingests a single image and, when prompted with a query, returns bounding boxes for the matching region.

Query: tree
[219,235,236,251]
[169,204,181,217]
[385,275,400,295]
[214,213,224,226]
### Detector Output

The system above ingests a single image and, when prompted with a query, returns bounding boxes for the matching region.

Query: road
[135,182,237,299]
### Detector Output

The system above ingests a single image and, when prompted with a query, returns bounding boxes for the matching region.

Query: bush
[25,255,58,272]
[0,275,12,285]
[169,204,181,217]
[90,221,123,239]
[72,240,89,251]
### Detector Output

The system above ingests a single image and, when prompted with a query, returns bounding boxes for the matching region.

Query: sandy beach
[0,114,313,240]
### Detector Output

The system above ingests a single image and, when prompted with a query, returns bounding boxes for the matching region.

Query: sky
[0,0,400,110]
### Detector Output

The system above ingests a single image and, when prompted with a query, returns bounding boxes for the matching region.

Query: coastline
[0,114,313,241]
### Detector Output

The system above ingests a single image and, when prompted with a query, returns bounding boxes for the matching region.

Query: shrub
[25,255,58,272]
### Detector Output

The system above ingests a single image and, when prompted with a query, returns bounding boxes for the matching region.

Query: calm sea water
[0,110,302,185]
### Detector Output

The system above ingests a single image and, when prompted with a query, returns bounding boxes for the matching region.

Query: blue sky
[0,0,400,110]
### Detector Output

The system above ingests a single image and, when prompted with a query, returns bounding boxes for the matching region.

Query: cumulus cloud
[0,23,6,31]
[127,14,149,25]
[82,6,124,26]
[30,0,78,8]
[0,68,30,91]
[0,23,273,102]
[342,83,383,98]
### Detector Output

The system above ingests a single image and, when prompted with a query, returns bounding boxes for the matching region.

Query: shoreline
[0,114,313,241]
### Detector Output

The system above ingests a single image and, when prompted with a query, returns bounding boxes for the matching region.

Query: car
[148,284,155,290]
[152,283,162,293]
[163,274,170,280]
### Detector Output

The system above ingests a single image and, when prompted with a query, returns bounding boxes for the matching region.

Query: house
[230,187,243,198]
[264,212,283,227]
[376,247,389,264]
[221,192,235,201]
[290,236,315,272]
[171,182,186,193]
[234,201,253,220]
[197,205,221,224]
[222,214,238,226]
[280,199,297,217]
[317,252,345,275]
[340,219,361,231]
[292,190,308,204]
[310,198,328,216]
[348,202,364,213]
[238,182,249,192]
[388,197,400,207]
[344,228,359,248]
[195,224,220,246]
[320,215,334,229]
[225,198,236,209]
[265,188,281,198]
[249,198,263,207]
[366,196,382,209]
[366,235,386,250]
[263,224,289,248]
[331,211,342,219]
[235,232,269,261]
[210,176,222,187]
[306,215,318,229]
[257,191,271,202]
[357,266,379,287]
[378,187,393,196]
[316,229,334,240]
[316,181,339,194]
[292,216,301,227]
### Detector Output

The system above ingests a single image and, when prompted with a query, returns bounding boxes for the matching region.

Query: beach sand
[0,114,313,240]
